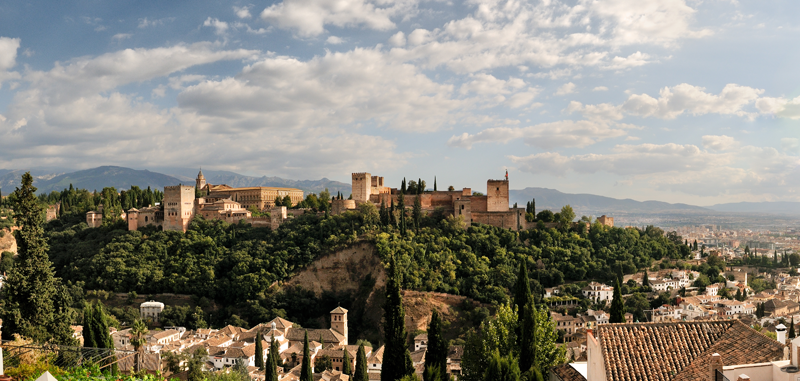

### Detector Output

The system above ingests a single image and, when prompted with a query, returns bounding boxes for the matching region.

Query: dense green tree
[301,331,313,381]
[187,347,207,381]
[256,331,265,369]
[624,292,650,322]
[1,172,75,344]
[413,195,422,232]
[790,317,796,339]
[354,344,369,381]
[265,334,280,381]
[484,350,520,381]
[609,277,626,323]
[433,177,437,192]
[519,302,536,374]
[424,310,448,381]
[641,269,650,288]
[382,255,414,381]
[342,346,353,376]
[315,355,333,373]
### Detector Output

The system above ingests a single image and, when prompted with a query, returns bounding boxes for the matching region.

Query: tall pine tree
[301,331,313,381]
[382,255,414,381]
[354,344,369,381]
[642,269,650,288]
[609,277,626,323]
[423,310,448,381]
[2,172,74,344]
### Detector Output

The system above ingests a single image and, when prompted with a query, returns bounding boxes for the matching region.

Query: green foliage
[483,350,520,381]
[1,172,75,345]
[255,332,264,369]
[301,331,313,381]
[342,346,353,376]
[423,310,448,381]
[131,319,149,352]
[354,344,369,381]
[314,355,333,373]
[265,334,280,381]
[187,347,207,381]
[382,255,414,381]
[624,292,650,322]
[609,278,626,323]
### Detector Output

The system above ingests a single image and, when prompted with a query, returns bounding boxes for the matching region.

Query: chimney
[777,324,787,345]
[736,375,750,381]
[710,353,723,381]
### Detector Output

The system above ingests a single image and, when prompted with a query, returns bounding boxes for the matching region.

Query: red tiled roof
[551,364,586,381]
[597,320,784,381]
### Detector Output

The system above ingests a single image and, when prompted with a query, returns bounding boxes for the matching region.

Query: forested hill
[510,187,708,213]
[40,199,693,331]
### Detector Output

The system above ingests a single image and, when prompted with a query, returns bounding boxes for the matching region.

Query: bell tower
[330,307,348,345]
[196,169,207,191]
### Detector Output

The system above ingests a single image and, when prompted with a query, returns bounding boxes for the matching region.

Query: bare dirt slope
[0,227,18,255]
[285,242,386,295]
[285,242,487,343]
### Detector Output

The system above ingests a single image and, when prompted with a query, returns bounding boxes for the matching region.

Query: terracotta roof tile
[551,364,586,381]
[596,320,784,381]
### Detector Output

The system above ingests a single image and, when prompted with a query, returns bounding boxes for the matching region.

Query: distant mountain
[706,201,800,214]
[509,187,708,213]
[36,166,184,194]
[0,166,351,197]
[156,167,352,196]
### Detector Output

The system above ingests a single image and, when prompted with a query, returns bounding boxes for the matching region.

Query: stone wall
[163,185,195,232]
[471,207,526,231]
[486,179,509,212]
[352,172,371,202]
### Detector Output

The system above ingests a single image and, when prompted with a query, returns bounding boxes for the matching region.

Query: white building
[140,300,165,322]
[582,282,613,303]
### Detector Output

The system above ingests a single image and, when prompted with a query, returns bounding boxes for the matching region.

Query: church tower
[196,169,206,191]
[330,307,348,345]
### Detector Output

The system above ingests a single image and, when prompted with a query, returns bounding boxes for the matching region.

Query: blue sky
[1,0,799,205]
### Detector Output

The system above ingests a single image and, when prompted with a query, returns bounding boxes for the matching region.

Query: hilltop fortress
[87,170,304,232]
[335,172,529,231]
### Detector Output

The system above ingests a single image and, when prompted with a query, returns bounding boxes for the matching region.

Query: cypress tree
[791,317,796,339]
[433,177,437,192]
[301,331,313,381]
[256,332,265,369]
[382,255,414,381]
[413,195,422,232]
[423,310,448,381]
[418,178,423,194]
[342,347,353,376]
[2,172,74,344]
[513,262,532,314]
[83,303,98,348]
[519,301,537,374]
[354,344,369,381]
[642,269,650,288]
[609,277,626,323]
[397,193,406,237]
[401,178,406,193]
[265,333,280,381]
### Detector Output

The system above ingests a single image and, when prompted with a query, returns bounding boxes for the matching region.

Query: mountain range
[2,166,800,215]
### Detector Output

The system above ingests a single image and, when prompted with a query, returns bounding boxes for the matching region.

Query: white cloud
[260,0,416,37]
[387,0,710,74]
[388,31,406,47]
[326,36,344,44]
[0,37,21,88]
[203,17,230,35]
[702,135,739,151]
[593,86,609,91]
[555,82,576,96]
[176,48,461,132]
[621,83,764,119]
[603,51,652,70]
[510,141,800,198]
[448,119,635,149]
[756,96,800,119]
[112,33,132,42]
[565,101,623,121]
[138,17,174,28]
[233,6,252,19]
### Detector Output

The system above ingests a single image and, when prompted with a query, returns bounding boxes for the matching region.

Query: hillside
[509,187,708,213]
[284,242,486,344]
[706,201,800,214]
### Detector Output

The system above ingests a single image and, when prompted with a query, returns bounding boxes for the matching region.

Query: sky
[1,0,799,206]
